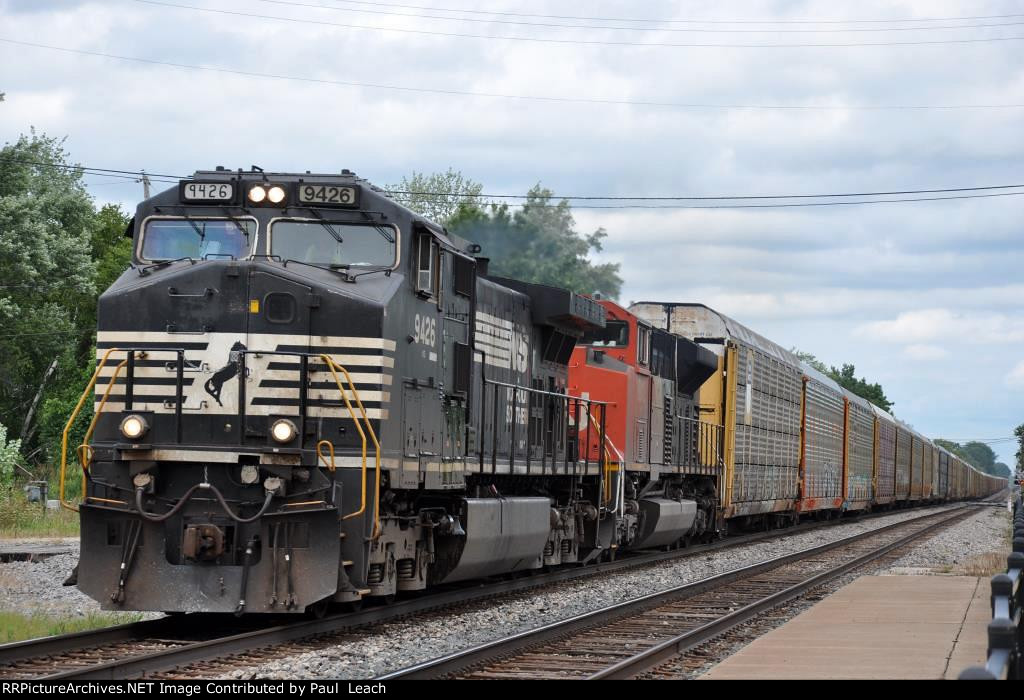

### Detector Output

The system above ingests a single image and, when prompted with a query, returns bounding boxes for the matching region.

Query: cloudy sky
[1,0,1021,463]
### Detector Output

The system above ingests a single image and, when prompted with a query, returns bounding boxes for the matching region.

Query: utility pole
[139,170,151,199]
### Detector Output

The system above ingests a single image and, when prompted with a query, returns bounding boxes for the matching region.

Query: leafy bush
[0,422,21,487]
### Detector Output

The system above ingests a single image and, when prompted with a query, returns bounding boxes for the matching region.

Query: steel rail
[379,505,976,680]
[0,500,987,679]
[591,507,974,679]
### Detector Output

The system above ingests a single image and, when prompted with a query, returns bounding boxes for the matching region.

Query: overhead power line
[9,157,1024,204]
[255,0,1024,34]
[135,0,1024,49]
[387,183,1024,201]
[1,157,182,182]
[6,157,1024,209]
[3,38,1022,111]
[315,0,1024,26]
[517,192,1024,209]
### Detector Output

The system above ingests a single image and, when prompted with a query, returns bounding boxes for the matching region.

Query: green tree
[792,349,828,374]
[960,441,997,474]
[386,168,483,225]
[994,462,1012,479]
[90,204,133,293]
[790,351,893,412]
[0,132,133,473]
[935,438,967,460]
[830,364,893,413]
[448,185,623,299]
[0,132,97,448]
[936,439,1006,477]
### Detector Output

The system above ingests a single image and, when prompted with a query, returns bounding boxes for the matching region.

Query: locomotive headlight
[271,418,297,443]
[247,185,267,203]
[266,185,286,204]
[120,414,149,440]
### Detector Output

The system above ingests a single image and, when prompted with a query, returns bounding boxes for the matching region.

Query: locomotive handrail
[59,347,122,511]
[79,355,134,472]
[320,354,382,540]
[576,401,622,509]
[316,439,336,472]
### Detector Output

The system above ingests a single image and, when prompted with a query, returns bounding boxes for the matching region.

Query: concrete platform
[700,575,989,680]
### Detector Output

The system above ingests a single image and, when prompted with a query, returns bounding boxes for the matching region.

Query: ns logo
[512,329,529,375]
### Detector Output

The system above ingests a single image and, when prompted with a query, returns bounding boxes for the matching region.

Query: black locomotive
[74,169,688,614]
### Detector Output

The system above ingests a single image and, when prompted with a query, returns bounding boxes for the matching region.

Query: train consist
[62,169,1005,615]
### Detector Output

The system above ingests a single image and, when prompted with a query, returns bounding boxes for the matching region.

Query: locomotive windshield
[141,218,254,261]
[580,320,629,347]
[270,220,398,267]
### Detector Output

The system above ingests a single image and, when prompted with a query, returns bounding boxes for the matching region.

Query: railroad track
[0,501,988,680]
[379,505,979,680]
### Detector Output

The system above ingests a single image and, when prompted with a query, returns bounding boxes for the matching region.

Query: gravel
[680,505,1013,679]
[881,505,1011,575]
[0,539,97,619]
[220,504,981,680]
[0,538,162,621]
[2,503,1003,672]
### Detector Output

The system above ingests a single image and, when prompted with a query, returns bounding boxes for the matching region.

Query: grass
[0,610,142,643]
[0,488,79,538]
[957,552,1010,577]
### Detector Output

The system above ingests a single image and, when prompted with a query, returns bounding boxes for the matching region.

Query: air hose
[134,483,275,523]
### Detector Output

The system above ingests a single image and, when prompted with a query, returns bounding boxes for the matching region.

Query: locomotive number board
[296,183,360,207]
[180,181,234,202]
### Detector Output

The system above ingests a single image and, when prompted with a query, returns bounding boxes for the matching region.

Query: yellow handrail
[327,357,382,539]
[60,347,121,511]
[316,439,336,472]
[319,354,382,539]
[79,357,130,471]
[578,402,622,506]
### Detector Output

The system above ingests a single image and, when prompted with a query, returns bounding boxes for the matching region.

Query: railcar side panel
[871,406,897,505]
[938,449,949,499]
[895,425,912,500]
[843,391,874,510]
[799,367,844,511]
[732,345,802,514]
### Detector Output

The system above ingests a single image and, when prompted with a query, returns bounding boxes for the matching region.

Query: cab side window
[416,233,441,299]
[637,324,651,366]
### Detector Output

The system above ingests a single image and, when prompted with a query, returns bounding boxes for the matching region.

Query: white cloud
[1008,361,1024,388]
[904,344,948,360]
[855,309,1024,345]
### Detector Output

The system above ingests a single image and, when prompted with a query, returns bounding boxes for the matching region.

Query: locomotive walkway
[699,574,991,680]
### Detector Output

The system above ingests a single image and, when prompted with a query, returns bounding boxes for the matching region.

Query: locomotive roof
[629,302,799,365]
[138,167,478,254]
